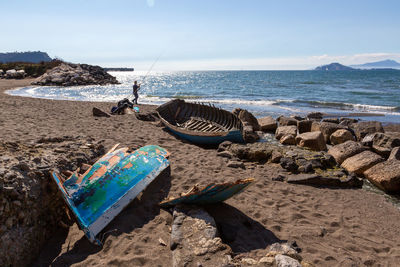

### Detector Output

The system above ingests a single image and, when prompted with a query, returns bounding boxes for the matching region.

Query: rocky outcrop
[330,129,355,145]
[295,131,327,151]
[311,122,346,144]
[328,141,367,164]
[364,160,400,193]
[171,206,230,267]
[351,121,384,140]
[32,63,119,86]
[275,126,297,140]
[341,151,384,175]
[258,116,277,132]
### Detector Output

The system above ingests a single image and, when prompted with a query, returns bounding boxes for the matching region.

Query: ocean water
[8,70,400,123]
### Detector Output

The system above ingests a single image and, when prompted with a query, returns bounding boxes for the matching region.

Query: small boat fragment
[52,144,170,245]
[159,178,254,207]
[156,99,244,145]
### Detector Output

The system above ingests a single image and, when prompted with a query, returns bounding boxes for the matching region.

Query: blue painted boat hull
[52,145,170,245]
[168,127,244,145]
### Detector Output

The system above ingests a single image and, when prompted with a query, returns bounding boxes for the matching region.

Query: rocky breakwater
[32,62,119,86]
[0,136,105,267]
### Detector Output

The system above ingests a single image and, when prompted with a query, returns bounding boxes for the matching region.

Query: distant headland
[0,51,52,63]
[314,62,354,71]
[315,59,400,71]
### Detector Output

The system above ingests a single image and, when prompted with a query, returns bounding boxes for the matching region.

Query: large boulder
[5,69,26,79]
[297,120,313,134]
[295,131,327,151]
[232,108,260,131]
[330,129,355,145]
[311,122,346,144]
[277,116,298,126]
[388,147,400,160]
[372,132,400,149]
[275,126,297,140]
[306,112,324,120]
[328,141,368,164]
[341,151,384,175]
[258,116,277,132]
[351,121,384,141]
[280,134,296,145]
[364,160,400,193]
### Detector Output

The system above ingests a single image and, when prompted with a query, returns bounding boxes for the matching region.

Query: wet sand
[1,79,400,266]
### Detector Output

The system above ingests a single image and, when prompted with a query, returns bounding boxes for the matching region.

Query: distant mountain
[314,62,354,71]
[0,51,52,63]
[350,59,400,69]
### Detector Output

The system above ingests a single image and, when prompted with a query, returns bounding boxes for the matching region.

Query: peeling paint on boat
[52,145,170,245]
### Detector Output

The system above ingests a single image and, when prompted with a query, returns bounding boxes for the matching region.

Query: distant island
[103,67,134,72]
[0,51,52,63]
[350,59,400,69]
[314,62,354,71]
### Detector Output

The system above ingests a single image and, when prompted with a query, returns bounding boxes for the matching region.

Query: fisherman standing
[132,80,141,104]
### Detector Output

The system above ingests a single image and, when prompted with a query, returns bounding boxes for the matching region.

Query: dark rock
[275,126,297,140]
[242,125,259,143]
[388,147,400,160]
[277,116,298,126]
[217,151,233,159]
[92,107,111,117]
[270,150,283,163]
[322,118,339,124]
[371,132,400,158]
[297,120,312,134]
[217,141,232,152]
[280,158,298,172]
[372,145,392,158]
[287,173,362,188]
[258,116,277,132]
[351,121,384,141]
[361,134,375,146]
[364,160,400,193]
[307,112,324,120]
[341,151,384,175]
[298,162,313,173]
[227,160,245,169]
[272,175,285,181]
[135,111,157,121]
[328,141,368,164]
[295,131,326,151]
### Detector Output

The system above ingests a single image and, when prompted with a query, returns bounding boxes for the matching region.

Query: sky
[1,0,400,70]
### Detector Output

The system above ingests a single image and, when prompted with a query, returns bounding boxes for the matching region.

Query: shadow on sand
[33,167,172,267]
[205,203,281,253]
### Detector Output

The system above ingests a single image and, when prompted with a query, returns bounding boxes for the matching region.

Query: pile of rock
[0,69,26,79]
[0,136,105,267]
[32,63,120,86]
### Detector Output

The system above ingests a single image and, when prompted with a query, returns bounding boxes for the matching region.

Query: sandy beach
[1,79,400,266]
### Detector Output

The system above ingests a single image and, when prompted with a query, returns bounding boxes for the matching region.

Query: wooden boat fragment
[156,99,244,145]
[52,144,170,245]
[159,178,254,207]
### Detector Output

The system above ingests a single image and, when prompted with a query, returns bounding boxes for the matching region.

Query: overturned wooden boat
[52,144,170,245]
[159,178,254,207]
[156,99,244,145]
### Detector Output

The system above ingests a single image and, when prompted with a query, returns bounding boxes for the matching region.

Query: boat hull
[167,127,244,145]
[52,145,170,245]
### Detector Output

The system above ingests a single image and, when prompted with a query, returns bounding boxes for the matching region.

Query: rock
[364,160,400,192]
[233,108,260,131]
[388,147,400,160]
[135,111,157,121]
[92,107,111,117]
[372,145,392,158]
[297,120,312,134]
[351,121,384,141]
[32,63,119,86]
[171,206,229,267]
[272,175,285,181]
[287,173,362,188]
[242,125,259,143]
[275,254,302,267]
[322,118,339,124]
[258,116,277,132]
[266,242,302,261]
[371,132,400,157]
[5,69,26,79]
[361,133,375,146]
[280,134,296,145]
[311,122,346,144]
[341,151,384,175]
[295,131,327,151]
[270,150,283,163]
[330,129,355,145]
[227,160,245,169]
[217,151,233,159]
[306,112,323,120]
[280,158,298,172]
[259,256,275,265]
[328,141,368,164]
[277,116,298,126]
[275,126,297,140]
[217,141,232,152]
[241,258,258,265]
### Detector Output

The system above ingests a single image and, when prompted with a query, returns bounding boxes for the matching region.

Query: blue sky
[1,0,400,70]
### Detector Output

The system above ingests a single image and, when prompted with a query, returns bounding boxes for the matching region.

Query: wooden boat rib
[156,99,244,145]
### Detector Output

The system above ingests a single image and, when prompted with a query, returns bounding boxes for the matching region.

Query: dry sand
[1,79,400,266]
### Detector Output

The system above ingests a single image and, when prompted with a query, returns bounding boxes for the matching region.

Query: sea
[7,70,400,123]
